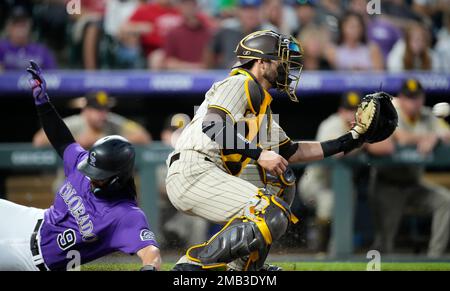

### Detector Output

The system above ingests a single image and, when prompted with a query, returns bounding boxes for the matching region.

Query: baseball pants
[166,150,275,269]
[370,179,450,257]
[166,150,269,224]
[298,174,335,221]
[0,199,46,271]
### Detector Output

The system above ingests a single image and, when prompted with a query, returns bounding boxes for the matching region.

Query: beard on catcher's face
[262,61,280,88]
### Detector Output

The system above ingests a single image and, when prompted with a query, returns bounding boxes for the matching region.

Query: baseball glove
[350,92,398,144]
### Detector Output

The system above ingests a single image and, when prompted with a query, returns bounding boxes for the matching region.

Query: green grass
[82,262,450,271]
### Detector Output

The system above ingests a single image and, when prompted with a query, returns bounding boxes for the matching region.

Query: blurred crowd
[1,0,450,72]
[300,80,450,257]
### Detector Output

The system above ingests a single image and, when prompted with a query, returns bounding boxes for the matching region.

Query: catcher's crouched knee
[185,193,298,270]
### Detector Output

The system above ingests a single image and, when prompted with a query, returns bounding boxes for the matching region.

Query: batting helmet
[77,135,135,193]
[233,30,304,102]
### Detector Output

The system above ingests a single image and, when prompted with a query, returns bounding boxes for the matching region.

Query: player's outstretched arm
[137,245,162,271]
[289,92,398,164]
[287,141,326,163]
[27,60,76,158]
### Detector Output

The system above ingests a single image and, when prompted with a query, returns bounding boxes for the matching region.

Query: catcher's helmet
[233,30,304,102]
[77,135,135,192]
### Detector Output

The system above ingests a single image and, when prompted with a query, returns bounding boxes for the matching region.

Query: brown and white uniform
[165,69,291,224]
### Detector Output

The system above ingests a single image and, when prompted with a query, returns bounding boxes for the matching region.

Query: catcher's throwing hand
[257,150,288,176]
[350,92,398,143]
[26,60,49,105]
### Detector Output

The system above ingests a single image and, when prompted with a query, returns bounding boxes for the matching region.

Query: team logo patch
[89,152,97,166]
[140,229,155,242]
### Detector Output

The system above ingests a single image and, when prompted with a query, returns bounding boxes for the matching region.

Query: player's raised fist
[26,60,49,105]
[257,150,288,176]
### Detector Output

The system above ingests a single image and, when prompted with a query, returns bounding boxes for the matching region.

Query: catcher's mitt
[351,92,398,144]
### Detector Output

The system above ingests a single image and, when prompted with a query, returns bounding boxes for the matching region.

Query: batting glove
[26,60,49,105]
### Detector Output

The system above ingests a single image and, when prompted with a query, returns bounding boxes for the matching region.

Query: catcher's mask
[233,30,304,102]
[77,135,136,197]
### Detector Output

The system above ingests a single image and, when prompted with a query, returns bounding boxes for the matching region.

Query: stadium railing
[0,71,449,96]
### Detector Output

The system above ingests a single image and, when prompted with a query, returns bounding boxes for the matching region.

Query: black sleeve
[202,108,263,161]
[36,102,76,158]
[320,132,362,157]
[278,140,299,160]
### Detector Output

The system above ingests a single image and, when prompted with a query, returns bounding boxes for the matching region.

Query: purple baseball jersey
[39,143,158,270]
[367,18,402,60]
[0,40,56,70]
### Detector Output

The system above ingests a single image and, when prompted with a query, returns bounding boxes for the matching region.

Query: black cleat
[261,264,283,271]
[172,263,205,271]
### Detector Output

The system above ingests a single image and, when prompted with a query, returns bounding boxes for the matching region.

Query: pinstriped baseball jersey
[172,69,290,175]
[166,69,290,224]
[172,73,248,172]
[166,150,267,224]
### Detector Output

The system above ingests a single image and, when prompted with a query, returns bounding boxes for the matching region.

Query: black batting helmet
[233,30,304,102]
[77,135,135,191]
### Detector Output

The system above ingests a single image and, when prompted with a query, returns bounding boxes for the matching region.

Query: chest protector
[221,69,273,176]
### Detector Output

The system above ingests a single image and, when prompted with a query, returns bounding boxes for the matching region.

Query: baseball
[433,102,450,118]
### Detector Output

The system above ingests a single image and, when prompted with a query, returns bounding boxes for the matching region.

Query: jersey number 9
[57,229,77,250]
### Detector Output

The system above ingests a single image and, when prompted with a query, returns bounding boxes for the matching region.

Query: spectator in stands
[0,6,56,71]
[33,0,69,54]
[435,11,450,73]
[326,12,384,71]
[261,0,298,35]
[298,25,332,70]
[215,0,244,20]
[316,0,345,42]
[387,22,439,72]
[157,114,209,247]
[204,0,269,69]
[366,79,450,258]
[0,1,33,31]
[382,0,423,28]
[122,0,182,69]
[162,0,212,70]
[298,92,362,253]
[104,0,145,69]
[292,0,321,37]
[348,0,403,64]
[33,91,151,148]
[412,0,450,32]
[70,0,107,70]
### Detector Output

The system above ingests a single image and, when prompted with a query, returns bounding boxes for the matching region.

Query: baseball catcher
[0,61,161,271]
[166,30,397,271]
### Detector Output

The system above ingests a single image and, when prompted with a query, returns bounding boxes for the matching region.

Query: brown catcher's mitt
[351,92,398,144]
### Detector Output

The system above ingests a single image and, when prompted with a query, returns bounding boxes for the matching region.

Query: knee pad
[186,192,298,270]
[260,166,297,206]
[186,216,266,270]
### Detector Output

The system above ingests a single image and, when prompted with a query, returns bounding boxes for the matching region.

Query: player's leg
[183,192,295,271]
[240,163,297,206]
[410,181,450,257]
[0,199,45,271]
[166,155,263,223]
[166,155,297,271]
[234,163,296,270]
[298,170,334,252]
[370,182,408,253]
